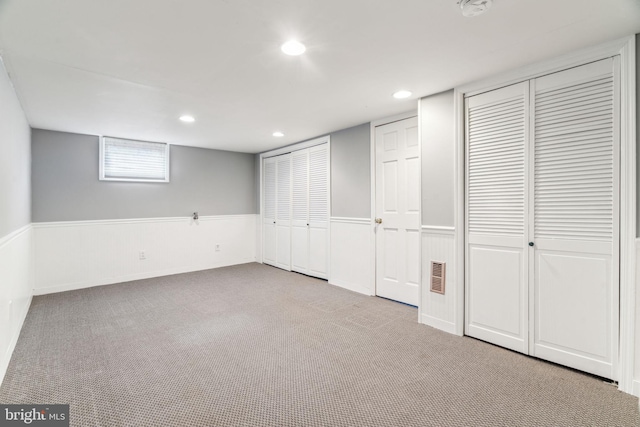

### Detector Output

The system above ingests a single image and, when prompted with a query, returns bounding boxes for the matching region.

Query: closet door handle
[528,242,534,247]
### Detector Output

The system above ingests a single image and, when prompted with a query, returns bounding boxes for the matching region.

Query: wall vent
[430,261,446,294]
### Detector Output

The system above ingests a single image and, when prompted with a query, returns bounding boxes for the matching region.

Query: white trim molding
[421,314,457,335]
[617,36,636,396]
[633,380,640,398]
[330,217,371,225]
[454,36,637,394]
[33,215,258,295]
[31,214,256,228]
[421,225,455,235]
[260,135,330,159]
[0,223,31,246]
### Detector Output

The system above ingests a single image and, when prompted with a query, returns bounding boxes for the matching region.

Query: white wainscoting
[329,217,374,295]
[634,239,640,397]
[0,225,33,384]
[33,215,257,295]
[420,226,457,334]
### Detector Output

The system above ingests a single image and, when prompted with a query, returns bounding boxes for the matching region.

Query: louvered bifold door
[465,82,530,354]
[291,149,310,275]
[276,154,292,271]
[262,157,277,267]
[307,144,329,279]
[531,58,619,380]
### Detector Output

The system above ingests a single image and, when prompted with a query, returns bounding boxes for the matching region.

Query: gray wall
[0,60,31,237]
[637,33,640,235]
[330,123,371,218]
[31,129,257,222]
[421,90,455,227]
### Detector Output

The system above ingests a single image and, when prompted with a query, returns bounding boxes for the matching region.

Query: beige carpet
[1,263,638,426]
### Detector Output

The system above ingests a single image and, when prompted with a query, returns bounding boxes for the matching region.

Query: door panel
[383,161,398,214]
[383,228,398,281]
[465,82,529,354]
[405,229,420,286]
[308,144,329,279]
[276,154,291,271]
[468,244,526,352]
[535,249,610,357]
[309,227,328,278]
[375,117,419,306]
[262,158,277,266]
[291,150,309,274]
[531,58,618,379]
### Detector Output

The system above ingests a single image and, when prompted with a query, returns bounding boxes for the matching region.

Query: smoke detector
[459,0,493,17]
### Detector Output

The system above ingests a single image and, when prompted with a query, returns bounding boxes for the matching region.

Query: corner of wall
[420,227,458,335]
[0,225,34,386]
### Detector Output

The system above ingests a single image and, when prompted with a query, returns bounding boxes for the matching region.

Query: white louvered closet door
[465,82,530,354]
[531,58,619,380]
[276,154,292,271]
[262,157,277,267]
[308,144,329,279]
[291,149,310,274]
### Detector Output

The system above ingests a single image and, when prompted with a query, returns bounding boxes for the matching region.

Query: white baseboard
[328,279,373,296]
[33,215,257,295]
[421,313,457,335]
[633,380,640,398]
[33,258,255,296]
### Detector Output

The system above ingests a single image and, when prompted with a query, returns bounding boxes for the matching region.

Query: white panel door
[262,157,277,267]
[308,144,329,279]
[375,117,420,306]
[291,149,310,274]
[276,154,292,271]
[531,58,619,379]
[465,82,529,354]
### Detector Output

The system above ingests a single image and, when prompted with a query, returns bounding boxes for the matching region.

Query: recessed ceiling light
[281,40,306,56]
[179,115,195,123]
[273,131,284,137]
[459,0,492,17]
[393,90,412,99]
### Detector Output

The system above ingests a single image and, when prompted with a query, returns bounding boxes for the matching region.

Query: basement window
[99,137,170,182]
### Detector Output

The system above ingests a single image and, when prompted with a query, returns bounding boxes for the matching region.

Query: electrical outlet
[215,244,220,252]
[139,251,146,260]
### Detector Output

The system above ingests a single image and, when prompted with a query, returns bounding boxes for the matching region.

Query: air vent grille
[430,261,446,294]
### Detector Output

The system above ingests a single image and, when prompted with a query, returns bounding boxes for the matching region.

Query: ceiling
[0,0,639,154]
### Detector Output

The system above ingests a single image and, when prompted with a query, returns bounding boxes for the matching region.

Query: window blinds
[101,137,170,182]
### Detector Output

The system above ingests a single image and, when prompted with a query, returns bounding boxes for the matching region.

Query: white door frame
[258,135,331,276]
[370,111,419,310]
[453,36,636,394]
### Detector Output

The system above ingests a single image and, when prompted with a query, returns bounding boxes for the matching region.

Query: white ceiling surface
[0,1,639,153]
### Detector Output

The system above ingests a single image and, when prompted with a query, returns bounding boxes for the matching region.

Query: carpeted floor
[1,262,638,426]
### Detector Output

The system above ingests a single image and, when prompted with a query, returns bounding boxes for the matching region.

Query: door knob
[375,218,382,224]
[528,242,534,247]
